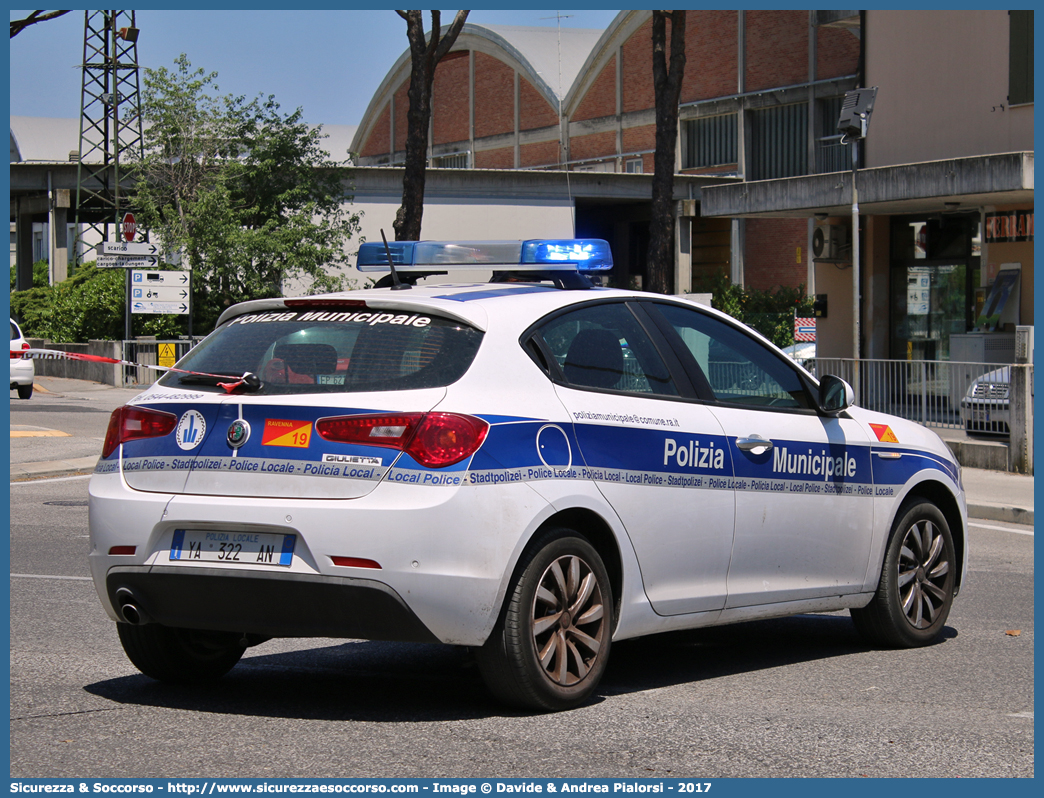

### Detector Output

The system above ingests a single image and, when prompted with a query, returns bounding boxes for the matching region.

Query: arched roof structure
[351,22,607,158]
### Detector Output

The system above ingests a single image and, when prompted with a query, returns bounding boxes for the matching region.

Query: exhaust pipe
[115,587,153,625]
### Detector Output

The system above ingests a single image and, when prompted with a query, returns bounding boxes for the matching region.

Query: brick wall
[474,52,515,139]
[570,130,617,163]
[360,104,392,158]
[475,147,515,169]
[520,140,560,168]
[621,18,655,113]
[573,57,617,121]
[519,78,559,130]
[622,124,655,167]
[746,10,808,92]
[816,25,860,79]
[393,82,409,153]
[682,10,738,102]
[433,51,470,146]
[744,217,809,290]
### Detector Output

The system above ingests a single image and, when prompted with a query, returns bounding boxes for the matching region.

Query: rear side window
[532,302,678,396]
[158,307,483,394]
[11,321,21,341]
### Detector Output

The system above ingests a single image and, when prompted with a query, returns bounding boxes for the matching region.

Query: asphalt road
[8,384,1035,779]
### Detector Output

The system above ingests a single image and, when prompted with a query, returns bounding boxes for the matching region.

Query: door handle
[736,434,773,454]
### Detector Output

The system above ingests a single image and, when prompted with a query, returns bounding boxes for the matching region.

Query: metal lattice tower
[75,10,146,256]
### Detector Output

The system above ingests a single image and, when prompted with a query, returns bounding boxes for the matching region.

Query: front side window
[532,302,678,397]
[651,303,812,410]
[159,306,483,395]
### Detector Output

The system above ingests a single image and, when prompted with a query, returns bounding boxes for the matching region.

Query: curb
[966,502,1034,527]
[9,456,98,482]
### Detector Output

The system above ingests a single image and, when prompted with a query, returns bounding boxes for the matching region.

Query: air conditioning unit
[812,224,848,260]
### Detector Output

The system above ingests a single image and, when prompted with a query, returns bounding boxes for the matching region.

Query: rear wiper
[178,372,262,393]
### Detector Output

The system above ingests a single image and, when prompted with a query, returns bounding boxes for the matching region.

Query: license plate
[972,409,991,423]
[170,529,295,566]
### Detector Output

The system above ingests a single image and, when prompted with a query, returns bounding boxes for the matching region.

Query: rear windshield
[158,306,483,395]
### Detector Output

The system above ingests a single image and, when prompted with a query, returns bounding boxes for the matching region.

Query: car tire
[117,623,246,684]
[16,382,32,399]
[851,498,955,648]
[477,528,613,711]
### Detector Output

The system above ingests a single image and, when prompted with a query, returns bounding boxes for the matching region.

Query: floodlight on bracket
[837,87,878,142]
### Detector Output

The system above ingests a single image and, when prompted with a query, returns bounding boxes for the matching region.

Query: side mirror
[818,375,855,415]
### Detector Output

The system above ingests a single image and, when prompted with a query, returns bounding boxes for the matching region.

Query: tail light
[10,342,29,359]
[102,405,178,458]
[316,412,488,468]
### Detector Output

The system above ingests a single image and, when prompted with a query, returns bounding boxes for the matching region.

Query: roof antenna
[381,228,410,290]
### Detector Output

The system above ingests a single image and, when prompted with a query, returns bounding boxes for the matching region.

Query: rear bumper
[106,565,441,643]
[10,358,34,386]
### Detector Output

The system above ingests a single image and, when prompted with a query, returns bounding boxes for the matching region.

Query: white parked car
[10,318,34,399]
[88,239,967,711]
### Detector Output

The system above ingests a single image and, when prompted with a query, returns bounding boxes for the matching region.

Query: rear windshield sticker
[229,310,431,327]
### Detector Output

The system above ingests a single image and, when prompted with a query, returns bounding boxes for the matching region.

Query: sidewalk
[9,378,1034,525]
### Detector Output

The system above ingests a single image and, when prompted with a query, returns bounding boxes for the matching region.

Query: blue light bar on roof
[356,239,613,272]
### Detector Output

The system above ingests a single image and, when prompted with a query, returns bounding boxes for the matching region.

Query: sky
[9,8,624,128]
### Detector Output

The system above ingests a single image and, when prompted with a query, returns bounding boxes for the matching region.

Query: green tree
[131,55,362,333]
[10,259,50,291]
[694,270,816,349]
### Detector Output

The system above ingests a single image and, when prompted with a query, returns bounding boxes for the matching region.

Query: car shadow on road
[83,615,957,721]
[603,613,958,696]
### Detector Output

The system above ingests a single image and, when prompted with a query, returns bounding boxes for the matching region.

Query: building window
[430,152,470,169]
[624,158,644,173]
[749,102,807,180]
[815,96,848,174]
[1009,10,1033,105]
[682,113,738,169]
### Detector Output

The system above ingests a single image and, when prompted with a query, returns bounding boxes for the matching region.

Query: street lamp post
[837,87,877,401]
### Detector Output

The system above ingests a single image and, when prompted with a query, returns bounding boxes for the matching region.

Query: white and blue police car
[88,238,967,711]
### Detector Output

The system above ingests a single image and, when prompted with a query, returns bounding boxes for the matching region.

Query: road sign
[98,242,159,256]
[131,284,189,302]
[130,270,192,315]
[131,269,191,286]
[158,343,177,368]
[97,255,159,269]
[122,212,136,242]
[131,300,189,316]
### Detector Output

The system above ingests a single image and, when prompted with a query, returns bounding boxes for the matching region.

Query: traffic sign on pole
[129,270,192,316]
[97,255,159,269]
[131,269,191,286]
[97,242,160,256]
[131,300,189,316]
[122,212,137,242]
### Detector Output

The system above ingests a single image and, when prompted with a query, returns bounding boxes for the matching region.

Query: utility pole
[75,10,148,343]
[75,10,146,258]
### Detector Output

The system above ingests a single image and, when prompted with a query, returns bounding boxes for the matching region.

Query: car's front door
[647,302,876,609]
[528,300,736,616]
